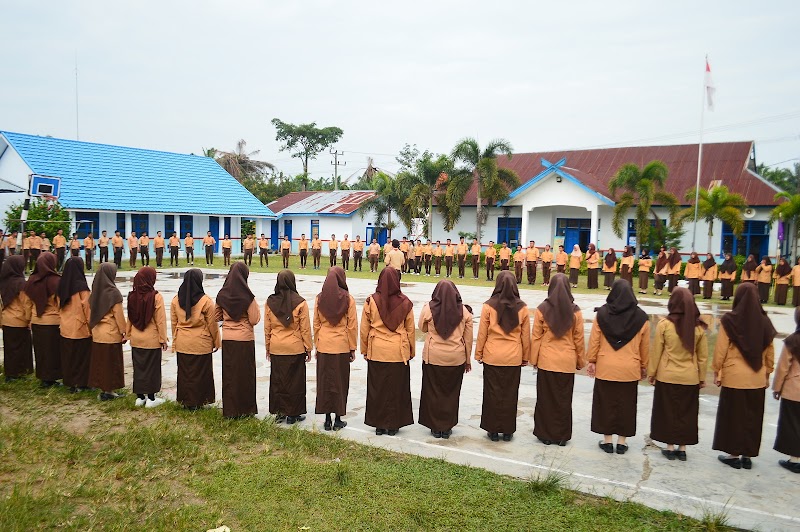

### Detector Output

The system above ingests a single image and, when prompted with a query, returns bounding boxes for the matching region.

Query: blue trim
[500,157,615,207]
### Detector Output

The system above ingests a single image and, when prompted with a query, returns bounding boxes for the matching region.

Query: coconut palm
[446,138,520,242]
[216,139,274,182]
[401,152,453,239]
[680,185,748,253]
[770,191,800,257]
[358,172,411,239]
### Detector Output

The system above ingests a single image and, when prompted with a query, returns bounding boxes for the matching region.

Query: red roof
[267,190,377,215]
[457,141,780,207]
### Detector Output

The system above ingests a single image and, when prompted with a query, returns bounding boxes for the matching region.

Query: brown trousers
[472,255,480,278]
[486,258,495,280]
[527,262,537,284]
[445,256,454,276]
[457,254,466,277]
[514,261,523,283]
[155,247,164,267]
[542,263,551,284]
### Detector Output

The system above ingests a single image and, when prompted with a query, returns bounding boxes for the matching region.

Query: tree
[4,198,71,239]
[770,191,800,258]
[401,152,453,239]
[446,138,520,242]
[271,119,344,185]
[609,160,681,250]
[358,172,411,239]
[679,185,748,253]
[215,140,274,182]
[756,162,800,193]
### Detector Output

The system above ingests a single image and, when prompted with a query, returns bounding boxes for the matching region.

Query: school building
[0,131,275,256]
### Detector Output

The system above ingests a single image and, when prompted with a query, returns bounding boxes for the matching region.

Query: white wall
[279,215,379,253]
[0,142,33,226]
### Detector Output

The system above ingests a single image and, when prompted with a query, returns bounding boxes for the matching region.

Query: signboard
[553,236,565,250]
[29,175,61,198]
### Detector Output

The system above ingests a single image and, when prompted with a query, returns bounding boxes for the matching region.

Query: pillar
[520,207,529,245]
[590,207,599,249]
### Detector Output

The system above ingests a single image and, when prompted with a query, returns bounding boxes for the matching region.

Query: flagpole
[690,55,707,254]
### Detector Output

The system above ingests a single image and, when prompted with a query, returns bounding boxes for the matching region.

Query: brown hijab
[604,249,616,267]
[0,255,27,307]
[655,250,668,271]
[267,269,305,327]
[587,243,597,258]
[89,263,122,328]
[782,307,800,359]
[666,287,706,353]
[58,257,89,308]
[719,253,736,274]
[687,252,700,264]
[702,254,716,270]
[215,262,255,320]
[371,266,413,332]
[485,271,526,334]
[720,283,776,371]
[177,269,206,320]
[429,280,463,340]
[743,254,757,272]
[776,258,792,277]
[595,279,649,350]
[537,273,578,338]
[127,267,158,332]
[668,248,682,267]
[24,252,60,316]
[317,266,350,326]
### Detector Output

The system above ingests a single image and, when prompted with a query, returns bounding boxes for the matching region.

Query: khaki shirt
[418,303,473,366]
[602,259,617,273]
[340,239,351,251]
[313,294,358,354]
[264,300,312,355]
[444,244,454,257]
[127,293,169,349]
[684,261,702,279]
[587,318,650,382]
[703,264,718,282]
[756,264,773,283]
[53,235,67,249]
[184,237,195,249]
[649,318,707,385]
[138,236,150,247]
[712,326,774,389]
[281,240,291,251]
[259,238,269,249]
[222,239,232,249]
[329,240,339,252]
[556,251,568,266]
[498,248,512,261]
[29,294,60,325]
[620,255,634,271]
[203,236,215,247]
[171,295,220,354]
[540,251,553,264]
[513,250,524,263]
[99,236,110,247]
[1,292,32,327]
[586,252,599,269]
[299,238,309,250]
[243,237,255,250]
[154,236,165,249]
[312,238,322,250]
[433,246,443,257]
[70,239,81,250]
[41,238,51,251]
[83,237,95,250]
[471,244,481,256]
[485,247,496,259]
[384,250,404,270]
[530,308,585,373]
[569,253,582,269]
[112,236,124,248]
[638,258,652,273]
[773,347,800,402]
[214,299,261,342]
[475,304,530,366]
[91,302,127,344]
[169,236,180,248]
[368,243,380,256]
[456,243,467,255]
[792,265,800,287]
[128,236,138,250]
[59,291,91,339]
[360,296,415,363]
[526,247,539,261]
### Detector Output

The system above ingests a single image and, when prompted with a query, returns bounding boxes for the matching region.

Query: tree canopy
[4,198,71,239]
[756,162,800,193]
[270,119,344,176]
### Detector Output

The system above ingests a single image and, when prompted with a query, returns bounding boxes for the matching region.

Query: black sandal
[598,441,614,453]
[615,444,628,455]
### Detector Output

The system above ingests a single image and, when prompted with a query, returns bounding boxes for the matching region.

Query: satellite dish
[743,208,756,219]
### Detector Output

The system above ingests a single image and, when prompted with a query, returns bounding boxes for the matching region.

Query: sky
[1,1,799,184]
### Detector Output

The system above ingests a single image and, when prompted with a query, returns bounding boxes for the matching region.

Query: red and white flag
[704,58,716,111]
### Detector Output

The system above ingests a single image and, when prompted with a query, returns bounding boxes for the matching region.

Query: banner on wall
[553,236,565,250]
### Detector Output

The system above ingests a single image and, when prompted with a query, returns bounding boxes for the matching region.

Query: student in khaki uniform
[353,236,365,272]
[525,241,539,284]
[298,234,309,269]
[40,232,51,254]
[29,231,42,269]
[555,245,568,274]
[403,240,413,276]
[313,267,357,431]
[382,241,392,262]
[701,253,718,300]
[172,269,221,409]
[713,283,776,470]
[58,257,92,392]
[53,229,67,267]
[772,308,800,473]
[112,231,124,268]
[184,233,195,265]
[127,266,168,408]
[202,231,215,266]
[98,230,110,264]
[413,239,423,275]
[340,235,351,271]
[83,234,95,271]
[619,246,635,286]
[586,243,600,289]
[418,280,473,439]
[6,231,18,257]
[569,244,582,287]
[328,234,339,267]
[423,240,433,276]
[153,231,165,267]
[456,237,468,279]
[311,235,322,270]
[138,232,150,267]
[280,235,291,269]
[88,263,127,401]
[530,274,585,446]
[741,254,757,284]
[470,240,481,279]
[684,252,702,295]
[717,253,737,301]
[513,245,525,284]
[1,255,34,379]
[485,241,496,281]
[587,280,650,455]
[368,239,381,272]
[221,235,232,266]
[265,270,312,424]
[666,247,682,293]
[384,240,405,272]
[69,233,81,258]
[540,244,554,285]
[214,262,260,418]
[399,238,410,273]
[444,239,455,277]
[498,242,512,272]
[242,233,255,266]
[774,257,792,305]
[259,234,270,267]
[654,247,669,295]
[648,288,708,461]
[24,252,62,386]
[637,250,653,294]
[433,241,443,276]
[475,271,530,442]
[602,248,617,290]
[168,232,180,267]
[361,266,415,436]
[128,232,139,268]
[755,256,773,303]
[792,257,800,306]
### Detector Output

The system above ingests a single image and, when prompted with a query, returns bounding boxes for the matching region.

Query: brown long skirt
[269,353,306,417]
[315,352,350,416]
[132,347,162,396]
[177,353,215,407]
[365,360,413,429]
[667,274,678,292]
[654,274,666,290]
[620,265,632,285]
[687,278,700,295]
[222,340,257,418]
[2,326,33,377]
[419,362,464,432]
[480,363,521,434]
[638,272,649,291]
[650,381,699,446]
[758,282,770,302]
[569,269,579,285]
[587,269,599,289]
[702,280,714,299]
[533,369,574,442]
[712,386,765,457]
[775,284,789,305]
[31,324,62,381]
[774,398,800,456]
[591,379,638,436]
[793,285,800,307]
[721,279,734,299]
[61,336,92,388]
[603,272,615,288]
[88,342,124,392]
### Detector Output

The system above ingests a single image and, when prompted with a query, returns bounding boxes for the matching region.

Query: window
[116,213,126,234]
[555,218,591,251]
[497,217,522,247]
[131,214,149,236]
[76,212,99,238]
[625,219,657,252]
[165,215,175,237]
[311,219,320,241]
[722,220,769,258]
[180,215,193,237]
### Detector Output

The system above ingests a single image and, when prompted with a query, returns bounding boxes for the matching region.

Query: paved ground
[5,268,799,530]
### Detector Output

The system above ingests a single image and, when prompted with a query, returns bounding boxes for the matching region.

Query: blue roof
[0,131,274,217]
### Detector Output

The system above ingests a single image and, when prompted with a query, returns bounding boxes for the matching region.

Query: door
[209,216,219,252]
[131,214,149,237]
[224,217,231,239]
[365,226,375,245]
[284,220,292,243]
[271,220,280,250]
[564,228,580,251]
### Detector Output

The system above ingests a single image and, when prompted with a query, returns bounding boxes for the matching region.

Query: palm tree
[216,139,274,182]
[770,191,800,257]
[358,172,411,239]
[402,152,453,239]
[680,185,748,253]
[609,161,681,249]
[447,138,520,242]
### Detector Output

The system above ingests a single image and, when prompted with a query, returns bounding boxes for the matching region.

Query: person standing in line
[619,246,634,286]
[586,243,600,289]
[184,232,195,266]
[98,230,110,264]
[413,239,423,275]
[83,233,95,271]
[666,247,682,293]
[53,229,67,267]
[444,238,455,277]
[530,274,585,446]
[298,233,308,269]
[513,245,525,284]
[649,287,708,462]
[456,236,468,279]
[741,254,757,284]
[406,240,415,275]
[638,250,653,295]
[361,266,415,436]
[792,257,800,306]
[713,283,776,470]
[400,237,410,273]
[88,262,127,401]
[24,252,62,387]
[423,239,433,276]
[221,234,232,266]
[340,234,351,271]
[654,247,669,295]
[314,267,357,431]
[112,230,124,268]
[168,232,180,267]
[6,231,18,256]
[475,271,530,442]
[69,233,81,259]
[58,257,92,393]
[29,231,42,267]
[382,240,392,262]
[485,241,496,281]
[215,262,260,418]
[40,232,51,254]
[1,255,33,380]
[128,231,139,268]
[700,253,717,300]
[329,234,339,267]
[138,232,150,266]
[587,280,650,455]
[127,266,168,408]
[470,239,481,279]
[242,233,254,266]
[755,256,773,304]
[281,235,291,269]
[525,241,539,285]
[717,252,737,301]
[684,252,702,296]
[418,280,473,439]
[569,244,582,288]
[172,269,220,410]
[153,231,165,267]
[602,248,617,290]
[433,240,443,277]
[311,234,322,270]
[265,270,312,424]
[368,238,381,273]
[202,231,215,266]
[383,239,405,273]
[774,257,792,305]
[772,307,800,473]
[259,233,270,267]
[540,244,554,286]
[353,236,366,273]
[498,242,512,271]
[555,245,568,274]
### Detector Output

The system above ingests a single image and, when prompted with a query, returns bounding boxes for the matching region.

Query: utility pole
[330,149,345,191]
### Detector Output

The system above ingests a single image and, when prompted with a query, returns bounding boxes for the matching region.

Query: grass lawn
[0,376,726,531]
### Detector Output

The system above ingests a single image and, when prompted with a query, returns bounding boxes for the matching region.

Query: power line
[330,149,346,191]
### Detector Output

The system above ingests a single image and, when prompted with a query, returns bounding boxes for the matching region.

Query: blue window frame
[722,221,769,259]
[131,214,149,237]
[224,217,231,238]
[311,219,320,241]
[179,215,193,237]
[116,213,126,234]
[76,212,99,239]
[165,215,175,237]
[497,217,522,247]
[556,218,591,252]
[625,219,657,253]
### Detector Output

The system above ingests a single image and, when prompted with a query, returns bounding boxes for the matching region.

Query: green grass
[0,373,724,531]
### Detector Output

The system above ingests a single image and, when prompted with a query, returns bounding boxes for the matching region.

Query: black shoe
[274,415,286,424]
[333,420,347,431]
[779,460,800,473]
[375,428,387,436]
[68,386,79,394]
[4,376,21,382]
[502,433,512,442]
[286,415,306,425]
[538,438,552,446]
[718,455,742,469]
[741,457,752,470]
[323,419,333,431]
[40,380,60,388]
[557,440,567,447]
[441,430,451,439]
[599,441,614,454]
[489,432,500,442]
[98,392,118,401]
[675,450,687,461]
[616,444,628,455]
[661,449,676,461]
[433,431,442,438]
[388,429,399,436]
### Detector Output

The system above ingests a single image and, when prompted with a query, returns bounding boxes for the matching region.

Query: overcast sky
[1,1,798,183]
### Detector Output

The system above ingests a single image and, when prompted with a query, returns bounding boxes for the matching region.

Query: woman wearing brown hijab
[585,244,599,289]
[653,247,669,295]
[755,256,773,303]
[637,250,652,294]
[684,252,702,295]
[265,269,312,423]
[587,280,650,454]
[741,254,757,283]
[313,266,357,431]
[127,266,168,408]
[88,262,127,400]
[1,255,33,380]
[360,266,415,436]
[701,253,717,299]
[619,246,634,286]
[24,252,62,387]
[648,288,708,461]
[530,273,585,445]
[58,257,91,392]
[215,262,260,418]
[172,269,220,409]
[602,248,617,289]
[773,257,792,305]
[713,283,776,469]
[475,271,530,442]
[771,307,800,473]
[666,247,682,293]
[791,257,800,306]
[717,253,737,301]
[418,280,474,439]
